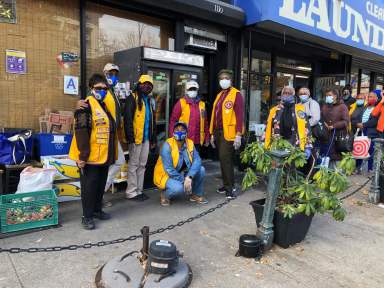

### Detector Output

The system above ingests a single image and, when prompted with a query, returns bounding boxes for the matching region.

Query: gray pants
[126,141,149,198]
[215,130,235,192]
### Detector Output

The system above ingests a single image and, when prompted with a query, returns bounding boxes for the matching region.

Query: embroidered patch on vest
[297,111,306,119]
[224,101,233,109]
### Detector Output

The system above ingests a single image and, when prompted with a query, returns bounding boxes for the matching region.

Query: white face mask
[219,79,231,90]
[186,90,197,98]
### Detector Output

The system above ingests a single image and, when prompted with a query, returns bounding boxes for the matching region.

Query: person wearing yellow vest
[69,74,117,230]
[209,69,244,199]
[123,74,156,201]
[154,121,208,206]
[169,80,209,150]
[265,86,312,157]
[349,93,366,134]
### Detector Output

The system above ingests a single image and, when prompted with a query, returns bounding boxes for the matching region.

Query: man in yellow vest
[169,80,209,151]
[209,69,244,199]
[69,74,118,230]
[123,75,156,201]
[154,121,207,206]
[264,86,312,156]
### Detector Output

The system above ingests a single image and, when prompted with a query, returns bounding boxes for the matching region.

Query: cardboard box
[41,155,80,180]
[48,113,73,134]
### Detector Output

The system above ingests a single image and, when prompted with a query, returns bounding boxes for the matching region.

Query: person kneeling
[154,122,208,206]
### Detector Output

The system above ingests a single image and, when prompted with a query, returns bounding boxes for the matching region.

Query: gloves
[233,135,242,150]
[304,147,312,160]
[184,177,192,195]
[210,135,216,149]
[204,140,210,147]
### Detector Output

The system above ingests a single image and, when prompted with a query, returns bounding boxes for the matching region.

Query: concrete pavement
[0,166,383,288]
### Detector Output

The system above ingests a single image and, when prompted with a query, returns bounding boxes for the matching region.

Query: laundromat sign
[234,0,384,57]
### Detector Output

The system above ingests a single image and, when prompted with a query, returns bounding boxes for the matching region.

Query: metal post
[369,139,384,204]
[256,150,289,251]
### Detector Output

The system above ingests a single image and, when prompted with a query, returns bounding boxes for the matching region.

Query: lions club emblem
[224,101,233,109]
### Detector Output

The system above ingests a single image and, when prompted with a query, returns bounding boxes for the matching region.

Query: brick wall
[0,0,80,130]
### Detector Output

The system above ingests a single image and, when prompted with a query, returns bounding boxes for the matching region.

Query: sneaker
[189,195,208,204]
[93,211,111,220]
[82,217,95,230]
[160,191,170,206]
[126,193,149,201]
[216,187,226,194]
[226,188,237,199]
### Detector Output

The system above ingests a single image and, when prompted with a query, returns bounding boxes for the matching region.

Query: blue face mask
[94,89,107,102]
[173,131,187,141]
[356,99,365,106]
[325,95,334,104]
[299,95,310,103]
[106,75,118,87]
[281,95,294,104]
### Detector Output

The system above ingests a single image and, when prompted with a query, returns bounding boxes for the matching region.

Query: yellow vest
[69,95,117,165]
[153,138,194,190]
[179,98,206,145]
[209,87,243,141]
[265,104,308,151]
[348,102,366,131]
[132,93,154,144]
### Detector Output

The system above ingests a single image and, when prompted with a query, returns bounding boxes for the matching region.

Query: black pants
[80,165,109,218]
[215,130,234,191]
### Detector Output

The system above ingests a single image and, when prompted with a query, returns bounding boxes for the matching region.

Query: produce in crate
[6,205,53,225]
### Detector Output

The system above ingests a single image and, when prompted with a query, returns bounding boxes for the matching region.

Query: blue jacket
[160,141,202,183]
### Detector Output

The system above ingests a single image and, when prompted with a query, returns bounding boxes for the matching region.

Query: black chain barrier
[339,176,373,200]
[0,198,234,254]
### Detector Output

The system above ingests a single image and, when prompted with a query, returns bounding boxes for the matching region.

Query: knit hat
[218,69,233,79]
[374,89,382,102]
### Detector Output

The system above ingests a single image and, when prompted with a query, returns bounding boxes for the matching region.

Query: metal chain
[0,198,234,254]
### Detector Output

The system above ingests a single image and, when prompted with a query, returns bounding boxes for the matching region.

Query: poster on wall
[64,75,79,95]
[0,0,16,24]
[6,49,26,74]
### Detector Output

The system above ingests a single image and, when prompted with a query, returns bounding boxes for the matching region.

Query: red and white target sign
[352,135,371,159]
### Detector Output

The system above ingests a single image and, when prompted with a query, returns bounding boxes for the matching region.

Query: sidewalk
[0,168,383,288]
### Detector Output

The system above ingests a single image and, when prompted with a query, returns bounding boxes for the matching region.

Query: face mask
[343,91,350,99]
[325,95,334,104]
[368,99,377,106]
[93,89,107,102]
[186,90,197,98]
[219,79,231,90]
[299,95,310,103]
[356,99,365,106]
[106,75,118,87]
[173,131,187,141]
[139,83,153,95]
[281,95,294,104]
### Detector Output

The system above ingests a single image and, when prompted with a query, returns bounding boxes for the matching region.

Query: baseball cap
[174,121,188,131]
[185,80,199,90]
[103,63,120,73]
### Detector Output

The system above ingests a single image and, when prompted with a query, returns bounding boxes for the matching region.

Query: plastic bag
[16,166,57,194]
[352,129,371,159]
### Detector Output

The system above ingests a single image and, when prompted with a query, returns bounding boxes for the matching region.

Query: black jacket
[123,92,156,144]
[362,112,380,139]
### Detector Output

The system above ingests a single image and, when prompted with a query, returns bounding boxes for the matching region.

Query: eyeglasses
[93,87,108,91]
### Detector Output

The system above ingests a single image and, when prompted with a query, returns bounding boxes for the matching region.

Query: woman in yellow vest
[265,86,312,157]
[123,75,156,201]
[209,69,244,199]
[69,74,117,230]
[154,121,207,206]
[169,80,209,151]
[349,93,366,134]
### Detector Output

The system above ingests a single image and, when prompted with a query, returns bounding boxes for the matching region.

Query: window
[360,70,370,95]
[86,3,174,80]
[351,67,359,97]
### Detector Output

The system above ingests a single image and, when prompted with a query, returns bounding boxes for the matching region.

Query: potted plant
[241,139,355,248]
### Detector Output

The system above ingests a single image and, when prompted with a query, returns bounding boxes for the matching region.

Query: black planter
[250,199,313,248]
[379,173,384,203]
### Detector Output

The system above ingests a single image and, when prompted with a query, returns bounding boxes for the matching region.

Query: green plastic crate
[0,189,58,233]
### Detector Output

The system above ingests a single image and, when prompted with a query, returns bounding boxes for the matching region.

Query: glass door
[147,68,171,149]
[173,70,200,107]
[314,75,346,102]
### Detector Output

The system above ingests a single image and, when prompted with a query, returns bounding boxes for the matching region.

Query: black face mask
[139,83,153,95]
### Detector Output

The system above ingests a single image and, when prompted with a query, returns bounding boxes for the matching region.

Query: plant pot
[379,173,384,203]
[273,210,313,248]
[249,199,313,248]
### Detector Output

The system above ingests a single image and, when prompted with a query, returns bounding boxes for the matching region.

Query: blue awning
[234,0,384,60]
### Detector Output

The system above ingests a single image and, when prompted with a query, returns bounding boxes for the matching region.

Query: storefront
[0,0,244,130]
[234,0,384,127]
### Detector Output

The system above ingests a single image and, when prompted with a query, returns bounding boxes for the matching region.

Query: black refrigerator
[114,47,204,189]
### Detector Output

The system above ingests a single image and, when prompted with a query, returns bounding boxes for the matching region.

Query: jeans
[165,166,205,199]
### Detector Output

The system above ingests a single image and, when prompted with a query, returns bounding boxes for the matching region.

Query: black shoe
[93,211,111,220]
[128,193,149,201]
[216,187,226,194]
[82,217,95,230]
[226,188,237,199]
